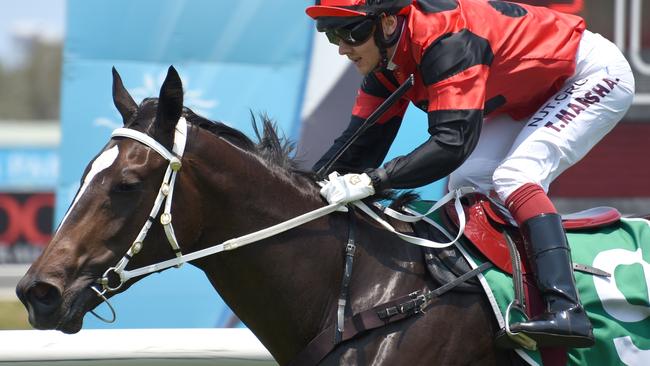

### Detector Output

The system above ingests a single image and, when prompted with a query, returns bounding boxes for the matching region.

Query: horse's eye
[112,181,142,193]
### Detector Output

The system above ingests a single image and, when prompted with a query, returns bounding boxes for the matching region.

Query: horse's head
[16,67,203,333]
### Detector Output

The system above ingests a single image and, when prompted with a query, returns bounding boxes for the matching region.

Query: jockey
[307,0,635,349]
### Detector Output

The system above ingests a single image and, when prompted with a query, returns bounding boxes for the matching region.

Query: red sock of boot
[505,183,557,226]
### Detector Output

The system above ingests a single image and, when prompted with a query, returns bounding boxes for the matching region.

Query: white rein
[90,118,469,322]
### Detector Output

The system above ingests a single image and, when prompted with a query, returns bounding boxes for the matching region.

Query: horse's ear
[156,66,184,135]
[112,67,138,124]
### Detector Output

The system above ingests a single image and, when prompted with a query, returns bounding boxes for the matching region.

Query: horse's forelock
[124,98,158,130]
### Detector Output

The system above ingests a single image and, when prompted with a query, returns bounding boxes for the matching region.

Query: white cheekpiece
[320,172,376,205]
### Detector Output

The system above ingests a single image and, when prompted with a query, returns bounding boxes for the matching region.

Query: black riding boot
[509,213,594,348]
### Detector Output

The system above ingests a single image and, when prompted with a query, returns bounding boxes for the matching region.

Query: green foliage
[0,39,62,120]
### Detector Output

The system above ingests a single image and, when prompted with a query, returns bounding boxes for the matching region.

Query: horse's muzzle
[16,277,63,329]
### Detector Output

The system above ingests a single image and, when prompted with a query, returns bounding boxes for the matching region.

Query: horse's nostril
[28,282,62,310]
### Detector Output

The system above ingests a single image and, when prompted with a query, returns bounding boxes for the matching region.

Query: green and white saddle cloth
[409,201,650,366]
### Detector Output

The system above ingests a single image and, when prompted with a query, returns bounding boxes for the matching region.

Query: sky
[0,0,66,67]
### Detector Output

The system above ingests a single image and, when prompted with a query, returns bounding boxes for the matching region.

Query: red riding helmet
[306,0,412,19]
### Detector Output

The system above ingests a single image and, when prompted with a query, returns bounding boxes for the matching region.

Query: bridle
[88,116,471,323]
[89,117,188,321]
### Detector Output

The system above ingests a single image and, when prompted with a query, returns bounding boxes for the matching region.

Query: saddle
[440,193,621,275]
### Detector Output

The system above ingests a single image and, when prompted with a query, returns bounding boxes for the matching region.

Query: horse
[16,66,525,365]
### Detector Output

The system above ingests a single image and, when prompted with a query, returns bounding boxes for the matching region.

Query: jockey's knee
[492,164,543,204]
[448,158,499,193]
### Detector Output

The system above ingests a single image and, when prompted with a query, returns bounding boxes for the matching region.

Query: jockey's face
[335,15,399,75]
[337,34,381,75]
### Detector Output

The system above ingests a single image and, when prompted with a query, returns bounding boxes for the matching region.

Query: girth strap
[288,261,492,366]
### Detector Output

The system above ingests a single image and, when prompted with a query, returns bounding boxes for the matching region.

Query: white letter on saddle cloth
[613,336,650,365]
[592,248,650,323]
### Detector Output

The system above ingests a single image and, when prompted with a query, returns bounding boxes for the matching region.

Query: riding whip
[315,74,414,180]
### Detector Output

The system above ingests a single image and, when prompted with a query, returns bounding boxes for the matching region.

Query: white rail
[0,328,277,365]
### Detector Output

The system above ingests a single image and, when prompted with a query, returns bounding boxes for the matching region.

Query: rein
[88,117,470,330]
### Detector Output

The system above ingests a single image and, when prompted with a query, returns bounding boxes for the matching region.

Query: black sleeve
[312,115,403,175]
[368,109,482,190]
[313,71,405,175]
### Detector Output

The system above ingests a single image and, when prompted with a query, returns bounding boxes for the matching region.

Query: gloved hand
[319,172,376,205]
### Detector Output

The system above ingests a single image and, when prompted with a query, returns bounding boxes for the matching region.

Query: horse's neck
[184,130,429,363]
[186,133,343,362]
[190,133,323,240]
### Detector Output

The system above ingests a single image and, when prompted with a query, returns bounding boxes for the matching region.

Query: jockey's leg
[491,29,634,348]
[448,115,524,194]
[504,184,594,347]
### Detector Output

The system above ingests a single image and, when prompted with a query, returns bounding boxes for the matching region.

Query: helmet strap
[372,15,405,70]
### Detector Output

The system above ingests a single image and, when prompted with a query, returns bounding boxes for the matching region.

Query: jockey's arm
[313,70,410,175]
[312,114,403,175]
[366,109,482,191]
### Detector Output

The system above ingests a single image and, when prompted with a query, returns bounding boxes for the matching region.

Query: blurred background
[0,0,648,331]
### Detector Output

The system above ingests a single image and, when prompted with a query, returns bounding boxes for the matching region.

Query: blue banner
[0,149,58,191]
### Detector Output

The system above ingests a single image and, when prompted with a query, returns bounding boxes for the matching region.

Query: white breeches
[448,30,636,203]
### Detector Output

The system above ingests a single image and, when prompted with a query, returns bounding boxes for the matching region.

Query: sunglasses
[325,19,375,46]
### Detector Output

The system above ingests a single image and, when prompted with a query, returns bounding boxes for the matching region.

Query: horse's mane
[184,108,419,207]
[183,109,316,181]
[127,99,417,211]
[164,103,414,207]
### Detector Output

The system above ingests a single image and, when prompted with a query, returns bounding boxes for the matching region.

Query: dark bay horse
[16,67,522,365]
